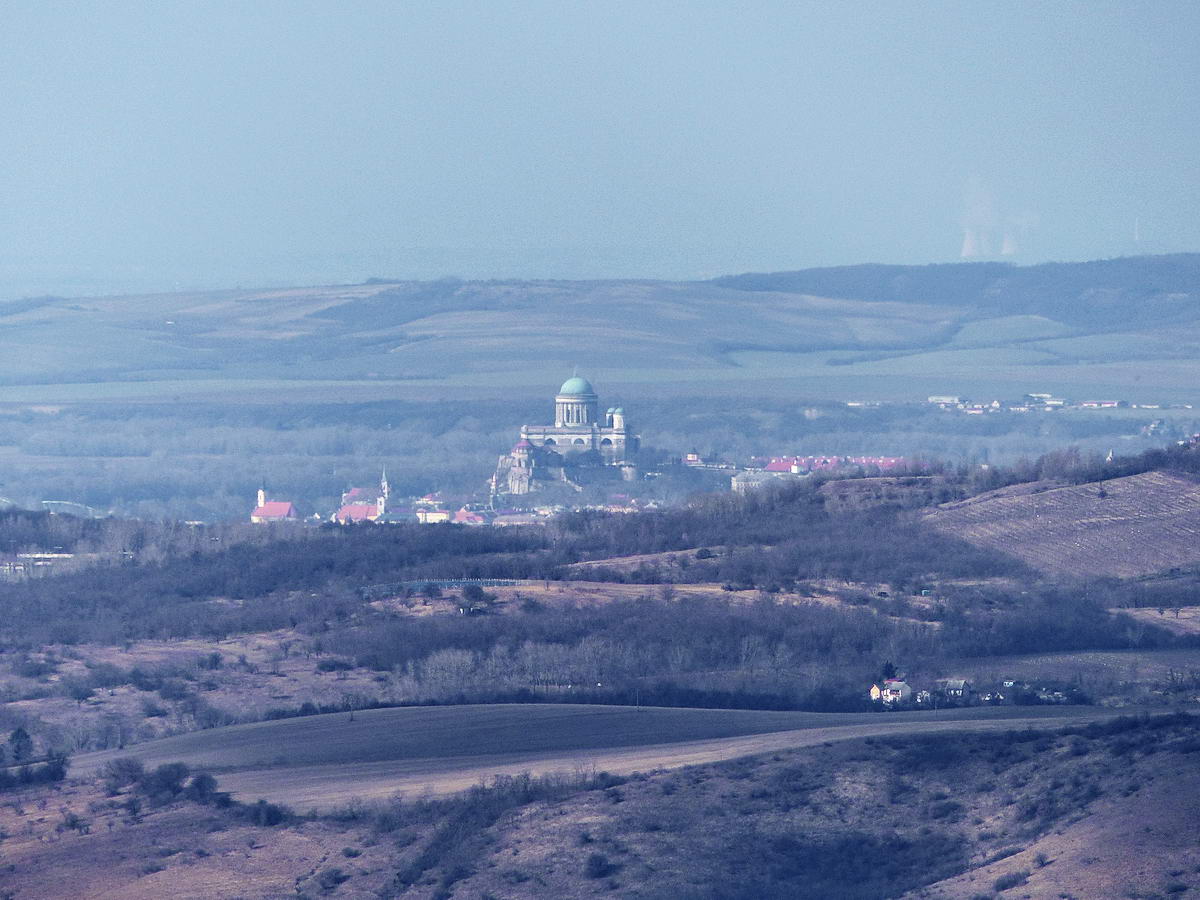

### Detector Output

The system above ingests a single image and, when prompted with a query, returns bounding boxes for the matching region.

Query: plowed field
[922,471,1200,577]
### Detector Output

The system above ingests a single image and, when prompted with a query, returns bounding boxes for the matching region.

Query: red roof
[335,503,378,522]
[252,501,296,520]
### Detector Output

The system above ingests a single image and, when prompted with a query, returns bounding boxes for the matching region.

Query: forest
[2,443,1197,728]
[0,392,1187,520]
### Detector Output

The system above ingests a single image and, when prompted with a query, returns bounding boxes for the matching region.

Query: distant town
[3,379,1195,553]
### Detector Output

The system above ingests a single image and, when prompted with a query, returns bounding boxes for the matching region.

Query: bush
[584,852,617,879]
[993,870,1030,892]
[157,678,193,702]
[100,757,145,794]
[243,799,289,826]
[316,868,349,890]
[140,762,190,802]
[184,772,219,803]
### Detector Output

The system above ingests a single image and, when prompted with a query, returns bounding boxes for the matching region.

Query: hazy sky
[0,1,1197,296]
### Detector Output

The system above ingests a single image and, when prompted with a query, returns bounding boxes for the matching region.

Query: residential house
[939,679,974,702]
[870,678,913,705]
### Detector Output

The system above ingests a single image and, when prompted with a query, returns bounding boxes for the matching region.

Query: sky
[0,0,1197,297]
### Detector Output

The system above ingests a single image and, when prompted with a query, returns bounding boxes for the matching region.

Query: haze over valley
[2,3,1200,898]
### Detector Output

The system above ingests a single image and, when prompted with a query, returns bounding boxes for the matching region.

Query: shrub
[100,757,145,794]
[184,772,219,803]
[993,870,1030,892]
[156,679,193,702]
[140,699,167,718]
[584,853,616,879]
[7,728,33,763]
[140,762,190,802]
[243,799,289,826]
[316,868,349,890]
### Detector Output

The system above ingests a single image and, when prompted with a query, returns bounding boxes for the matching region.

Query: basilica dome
[558,376,595,396]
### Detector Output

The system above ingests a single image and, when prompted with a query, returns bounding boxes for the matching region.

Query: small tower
[256,482,267,509]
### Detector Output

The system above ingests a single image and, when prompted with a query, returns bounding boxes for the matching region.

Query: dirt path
[214,713,1107,811]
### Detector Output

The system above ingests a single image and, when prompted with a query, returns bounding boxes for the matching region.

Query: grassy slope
[2,255,1200,404]
[406,713,1200,900]
[73,704,1111,811]
[6,714,1194,898]
[922,470,1200,577]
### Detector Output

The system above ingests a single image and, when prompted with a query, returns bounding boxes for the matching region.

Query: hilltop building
[493,376,640,497]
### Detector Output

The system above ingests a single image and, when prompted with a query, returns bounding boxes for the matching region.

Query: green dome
[559,376,595,395]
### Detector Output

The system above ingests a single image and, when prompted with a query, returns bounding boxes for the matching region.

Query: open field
[3,256,1200,408]
[1114,604,1200,636]
[74,703,1114,811]
[922,470,1200,577]
[6,715,1196,899]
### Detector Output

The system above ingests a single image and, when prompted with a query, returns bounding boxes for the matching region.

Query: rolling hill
[1,254,1199,405]
[921,470,1200,578]
[73,703,1111,811]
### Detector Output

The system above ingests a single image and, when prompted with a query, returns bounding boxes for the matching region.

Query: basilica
[494,376,639,496]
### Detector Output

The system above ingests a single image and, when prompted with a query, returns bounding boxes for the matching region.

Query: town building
[492,376,640,497]
[332,471,389,524]
[518,376,637,460]
[250,485,298,523]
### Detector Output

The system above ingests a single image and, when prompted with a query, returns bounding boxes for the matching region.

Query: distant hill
[713,253,1200,328]
[0,253,1198,403]
[922,470,1200,578]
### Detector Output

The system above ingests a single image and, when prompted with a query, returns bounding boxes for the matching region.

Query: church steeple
[256,481,267,509]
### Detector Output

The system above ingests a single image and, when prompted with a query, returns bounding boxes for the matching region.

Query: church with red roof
[250,485,298,523]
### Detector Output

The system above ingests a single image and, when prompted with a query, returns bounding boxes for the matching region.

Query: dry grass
[1114,604,1200,636]
[1,631,395,753]
[71,704,1110,812]
[923,471,1200,577]
[913,767,1200,899]
[0,778,392,899]
[6,713,1194,898]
